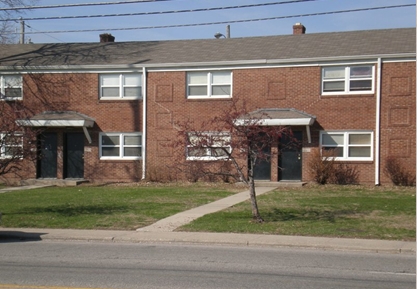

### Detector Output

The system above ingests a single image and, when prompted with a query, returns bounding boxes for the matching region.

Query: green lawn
[179,185,416,241]
[0,183,237,230]
[0,183,415,241]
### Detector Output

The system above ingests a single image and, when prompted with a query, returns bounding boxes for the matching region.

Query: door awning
[16,111,95,143]
[235,108,316,143]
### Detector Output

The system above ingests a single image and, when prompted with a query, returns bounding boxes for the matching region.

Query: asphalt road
[0,241,415,289]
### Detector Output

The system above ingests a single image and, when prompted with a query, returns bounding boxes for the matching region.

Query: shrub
[307,148,336,185]
[330,163,359,185]
[383,157,416,186]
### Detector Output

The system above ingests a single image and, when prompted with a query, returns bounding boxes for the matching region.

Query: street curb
[1,229,415,255]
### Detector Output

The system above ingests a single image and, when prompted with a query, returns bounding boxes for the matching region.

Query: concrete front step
[21,179,89,187]
[254,181,306,187]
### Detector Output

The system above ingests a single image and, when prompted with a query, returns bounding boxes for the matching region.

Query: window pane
[349,147,371,157]
[4,146,22,157]
[102,147,119,157]
[323,81,345,92]
[102,135,119,145]
[211,148,228,157]
[4,75,22,87]
[124,147,142,157]
[212,72,231,84]
[212,135,230,146]
[322,147,343,157]
[102,87,119,97]
[124,135,141,145]
[188,147,209,157]
[350,66,372,78]
[322,134,344,145]
[101,75,119,86]
[350,80,372,91]
[188,73,207,84]
[5,88,21,98]
[349,134,371,145]
[189,86,207,96]
[323,67,345,79]
[124,87,141,97]
[124,74,141,86]
[212,85,231,95]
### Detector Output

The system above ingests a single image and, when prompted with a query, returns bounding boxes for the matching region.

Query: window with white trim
[186,132,231,160]
[322,65,374,95]
[99,133,142,159]
[320,131,373,161]
[187,71,232,99]
[0,75,23,100]
[99,73,142,99]
[0,133,23,159]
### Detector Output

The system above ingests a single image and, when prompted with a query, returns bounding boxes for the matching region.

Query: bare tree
[172,99,297,222]
[0,0,39,43]
[0,99,39,179]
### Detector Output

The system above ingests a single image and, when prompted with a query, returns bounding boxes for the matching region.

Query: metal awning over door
[16,111,95,143]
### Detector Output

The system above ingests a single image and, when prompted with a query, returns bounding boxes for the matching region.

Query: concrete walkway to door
[137,186,277,232]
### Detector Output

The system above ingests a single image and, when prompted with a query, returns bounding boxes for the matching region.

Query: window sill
[99,98,143,102]
[100,157,142,161]
[321,93,374,98]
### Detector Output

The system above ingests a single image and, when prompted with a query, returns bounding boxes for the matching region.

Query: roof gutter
[0,53,414,72]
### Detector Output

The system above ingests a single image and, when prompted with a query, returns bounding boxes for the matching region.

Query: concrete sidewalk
[0,228,415,254]
[0,185,415,254]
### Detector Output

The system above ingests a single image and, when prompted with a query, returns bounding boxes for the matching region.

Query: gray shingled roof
[0,28,414,67]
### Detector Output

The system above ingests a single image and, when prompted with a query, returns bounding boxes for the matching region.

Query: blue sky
[14,0,417,43]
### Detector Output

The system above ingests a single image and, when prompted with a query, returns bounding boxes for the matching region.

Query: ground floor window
[0,133,23,159]
[99,132,142,160]
[186,132,231,160]
[320,131,373,161]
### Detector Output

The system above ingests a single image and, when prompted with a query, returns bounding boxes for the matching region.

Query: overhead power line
[2,0,322,22]
[5,4,415,35]
[0,0,173,11]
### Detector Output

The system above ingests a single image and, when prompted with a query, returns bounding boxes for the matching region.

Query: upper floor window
[186,132,231,160]
[322,65,374,95]
[99,132,142,160]
[320,131,373,161]
[0,133,23,159]
[100,73,142,99]
[0,75,23,100]
[187,71,232,99]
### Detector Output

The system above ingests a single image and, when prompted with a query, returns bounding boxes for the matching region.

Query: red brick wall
[146,64,415,185]
[379,62,416,184]
[5,73,144,184]
[2,61,415,185]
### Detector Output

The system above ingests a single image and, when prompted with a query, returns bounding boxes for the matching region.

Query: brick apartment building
[0,24,415,185]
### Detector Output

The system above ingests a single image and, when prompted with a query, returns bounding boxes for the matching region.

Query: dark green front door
[279,131,302,181]
[65,133,84,179]
[38,133,57,178]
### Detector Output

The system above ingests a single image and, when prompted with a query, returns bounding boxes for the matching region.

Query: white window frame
[99,132,142,160]
[187,71,232,99]
[320,131,373,161]
[186,132,232,161]
[0,75,23,100]
[0,132,23,159]
[99,73,142,100]
[321,65,375,95]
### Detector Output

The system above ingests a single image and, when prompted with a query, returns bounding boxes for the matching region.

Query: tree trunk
[248,175,264,222]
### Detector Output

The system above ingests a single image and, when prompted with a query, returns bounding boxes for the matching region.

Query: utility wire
[2,0,322,22]
[0,0,174,11]
[6,4,413,35]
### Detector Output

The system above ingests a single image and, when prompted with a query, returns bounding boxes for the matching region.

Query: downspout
[141,67,147,180]
[375,58,382,185]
